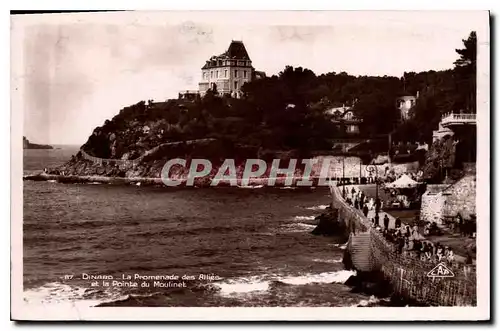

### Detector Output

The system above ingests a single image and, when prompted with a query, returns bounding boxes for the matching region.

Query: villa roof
[224,40,250,59]
[201,41,252,69]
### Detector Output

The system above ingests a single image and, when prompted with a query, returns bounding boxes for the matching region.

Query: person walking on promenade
[436,244,444,261]
[383,214,390,229]
[395,217,402,229]
[354,198,359,209]
[412,224,419,237]
[425,243,432,261]
[446,248,454,264]
[419,242,426,261]
[458,215,465,236]
[397,236,405,255]
[375,198,382,215]
[363,204,369,217]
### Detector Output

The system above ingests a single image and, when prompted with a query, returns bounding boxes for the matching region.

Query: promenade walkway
[344,184,397,228]
[344,184,472,264]
[80,138,216,166]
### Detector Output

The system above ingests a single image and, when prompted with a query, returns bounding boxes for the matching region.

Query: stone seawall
[329,184,477,306]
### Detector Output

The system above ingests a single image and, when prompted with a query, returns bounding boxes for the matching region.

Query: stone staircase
[348,232,372,272]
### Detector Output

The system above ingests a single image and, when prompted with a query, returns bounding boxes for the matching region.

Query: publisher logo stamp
[427,262,455,278]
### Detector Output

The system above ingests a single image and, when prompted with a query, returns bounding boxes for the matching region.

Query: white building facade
[199,41,255,98]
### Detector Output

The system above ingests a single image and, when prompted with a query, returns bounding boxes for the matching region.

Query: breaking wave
[292,216,316,221]
[312,258,343,264]
[306,204,329,210]
[331,242,348,250]
[280,223,317,233]
[351,295,391,307]
[216,270,356,297]
[23,282,126,309]
[237,185,264,189]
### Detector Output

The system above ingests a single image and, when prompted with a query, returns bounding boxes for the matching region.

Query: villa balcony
[441,113,476,128]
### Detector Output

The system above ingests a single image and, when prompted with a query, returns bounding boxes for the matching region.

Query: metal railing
[441,113,476,125]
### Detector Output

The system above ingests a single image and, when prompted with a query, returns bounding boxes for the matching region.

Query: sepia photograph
[11,10,490,321]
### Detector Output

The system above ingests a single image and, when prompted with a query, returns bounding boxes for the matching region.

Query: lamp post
[342,153,346,198]
[366,163,379,221]
[359,159,362,184]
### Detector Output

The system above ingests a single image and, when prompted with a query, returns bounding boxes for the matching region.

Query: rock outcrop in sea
[23,136,53,150]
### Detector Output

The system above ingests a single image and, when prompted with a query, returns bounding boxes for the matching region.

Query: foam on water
[312,258,343,264]
[352,295,385,307]
[293,216,316,221]
[237,185,264,189]
[216,277,270,296]
[331,242,348,250]
[216,270,355,297]
[306,204,329,210]
[278,270,356,286]
[281,223,317,233]
[23,282,125,309]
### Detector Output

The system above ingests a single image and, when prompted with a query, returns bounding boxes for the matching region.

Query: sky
[12,11,488,145]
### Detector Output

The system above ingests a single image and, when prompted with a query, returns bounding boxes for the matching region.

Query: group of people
[378,224,455,263]
[448,214,477,238]
[343,185,473,265]
[345,187,381,218]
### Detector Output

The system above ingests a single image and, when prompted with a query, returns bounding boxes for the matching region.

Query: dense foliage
[393,31,477,142]
[82,32,477,161]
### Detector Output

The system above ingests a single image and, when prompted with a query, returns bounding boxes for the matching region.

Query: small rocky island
[23,136,53,150]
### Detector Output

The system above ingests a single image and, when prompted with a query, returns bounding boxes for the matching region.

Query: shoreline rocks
[311,207,348,237]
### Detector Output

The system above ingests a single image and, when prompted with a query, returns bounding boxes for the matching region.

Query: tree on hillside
[454,31,477,113]
[353,91,400,136]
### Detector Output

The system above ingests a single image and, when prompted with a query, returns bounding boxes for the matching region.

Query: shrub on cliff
[422,135,457,183]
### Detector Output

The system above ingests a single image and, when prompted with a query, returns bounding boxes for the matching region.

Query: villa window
[235,70,238,78]
[234,81,238,89]
[225,70,227,78]
[211,71,213,79]
[216,71,218,78]
[243,70,247,78]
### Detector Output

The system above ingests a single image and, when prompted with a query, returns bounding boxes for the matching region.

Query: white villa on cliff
[197,40,265,99]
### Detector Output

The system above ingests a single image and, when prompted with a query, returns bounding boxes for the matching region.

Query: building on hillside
[325,105,362,134]
[396,92,419,121]
[432,122,454,142]
[198,40,264,98]
[178,90,200,101]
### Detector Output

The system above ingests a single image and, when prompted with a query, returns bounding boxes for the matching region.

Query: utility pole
[359,159,362,184]
[342,145,346,198]
[366,163,379,221]
[388,132,392,164]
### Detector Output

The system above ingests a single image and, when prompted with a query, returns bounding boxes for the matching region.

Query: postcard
[11,10,490,321]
